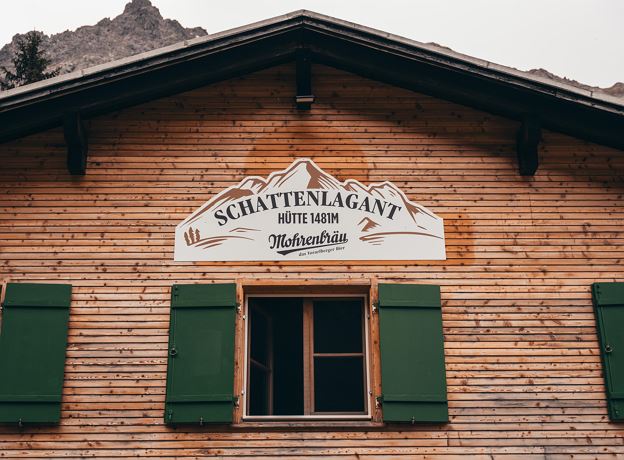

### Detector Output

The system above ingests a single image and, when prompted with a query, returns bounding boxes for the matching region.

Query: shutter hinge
[372,302,378,314]
[169,347,178,357]
[236,302,242,314]
[199,417,204,427]
[166,409,173,422]
[17,418,23,428]
[233,396,240,407]
[375,395,383,408]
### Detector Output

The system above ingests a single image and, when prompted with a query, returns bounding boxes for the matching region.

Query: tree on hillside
[0,31,59,90]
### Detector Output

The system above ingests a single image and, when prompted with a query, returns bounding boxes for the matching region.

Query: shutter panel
[592,282,624,421]
[0,283,71,424]
[378,283,448,423]
[165,283,237,424]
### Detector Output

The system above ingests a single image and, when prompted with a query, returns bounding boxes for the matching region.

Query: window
[243,295,371,420]
[163,282,448,425]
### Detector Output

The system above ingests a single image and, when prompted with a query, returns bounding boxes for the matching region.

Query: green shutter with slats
[378,283,448,423]
[0,283,71,424]
[164,283,237,424]
[592,282,624,421]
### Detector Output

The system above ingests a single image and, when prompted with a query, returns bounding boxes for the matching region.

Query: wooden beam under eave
[295,49,314,110]
[63,113,88,175]
[516,117,541,176]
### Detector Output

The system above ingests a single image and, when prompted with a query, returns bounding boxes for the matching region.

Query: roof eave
[0,10,622,151]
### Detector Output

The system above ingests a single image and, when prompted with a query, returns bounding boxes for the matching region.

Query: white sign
[175,159,445,261]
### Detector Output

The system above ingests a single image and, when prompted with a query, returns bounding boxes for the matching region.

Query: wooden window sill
[231,420,384,430]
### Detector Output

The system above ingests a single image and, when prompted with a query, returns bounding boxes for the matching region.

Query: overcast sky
[1,0,622,87]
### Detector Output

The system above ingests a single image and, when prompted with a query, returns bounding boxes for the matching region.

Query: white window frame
[242,293,372,421]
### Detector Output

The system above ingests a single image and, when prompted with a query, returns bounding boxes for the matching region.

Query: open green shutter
[378,283,448,423]
[165,283,237,424]
[0,283,71,424]
[592,282,624,421]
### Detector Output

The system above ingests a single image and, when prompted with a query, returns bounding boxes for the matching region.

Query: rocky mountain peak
[0,0,207,78]
[527,68,624,99]
[124,0,157,15]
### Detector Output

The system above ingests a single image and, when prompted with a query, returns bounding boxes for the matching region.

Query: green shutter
[592,282,624,421]
[378,283,448,423]
[0,283,71,424]
[165,283,237,424]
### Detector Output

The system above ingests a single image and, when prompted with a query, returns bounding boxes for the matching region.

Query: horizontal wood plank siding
[1,63,624,458]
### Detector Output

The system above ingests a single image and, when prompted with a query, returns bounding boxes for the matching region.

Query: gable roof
[1,10,623,150]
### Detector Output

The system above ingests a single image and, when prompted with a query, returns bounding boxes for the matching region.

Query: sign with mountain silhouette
[174,159,445,261]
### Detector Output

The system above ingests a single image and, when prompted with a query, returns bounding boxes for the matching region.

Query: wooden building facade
[1,11,624,459]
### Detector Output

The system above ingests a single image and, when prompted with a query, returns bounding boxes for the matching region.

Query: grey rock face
[0,0,207,77]
[526,68,624,100]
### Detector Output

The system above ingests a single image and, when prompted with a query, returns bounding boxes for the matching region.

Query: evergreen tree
[1,31,59,90]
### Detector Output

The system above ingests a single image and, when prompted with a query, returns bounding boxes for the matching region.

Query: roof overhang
[1,10,623,151]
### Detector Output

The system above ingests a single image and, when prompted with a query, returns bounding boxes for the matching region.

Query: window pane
[314,356,365,413]
[271,299,304,415]
[249,306,269,365]
[313,300,363,353]
[248,298,304,416]
[249,366,269,416]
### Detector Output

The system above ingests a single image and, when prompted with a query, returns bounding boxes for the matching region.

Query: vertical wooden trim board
[0,63,624,457]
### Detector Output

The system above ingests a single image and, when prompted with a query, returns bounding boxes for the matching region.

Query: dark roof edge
[299,12,624,114]
[1,9,622,113]
[0,11,308,109]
